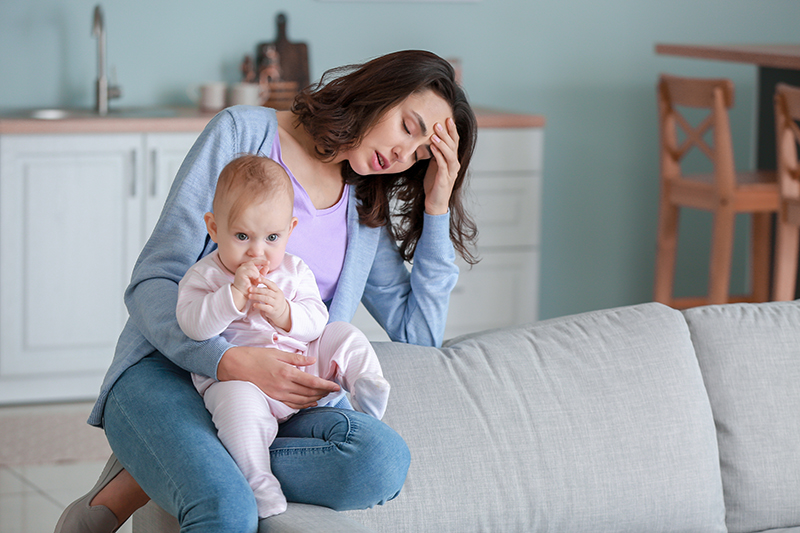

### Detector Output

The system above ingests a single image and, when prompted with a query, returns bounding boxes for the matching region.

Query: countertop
[0,106,545,135]
[655,43,800,70]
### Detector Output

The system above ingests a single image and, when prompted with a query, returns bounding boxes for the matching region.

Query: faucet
[91,5,121,115]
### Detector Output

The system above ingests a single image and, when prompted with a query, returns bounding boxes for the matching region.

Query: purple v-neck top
[270,134,348,303]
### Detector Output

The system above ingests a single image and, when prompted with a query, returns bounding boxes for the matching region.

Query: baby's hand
[250,278,290,329]
[231,259,269,307]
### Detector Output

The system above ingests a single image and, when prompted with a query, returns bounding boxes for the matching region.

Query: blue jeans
[103,352,410,533]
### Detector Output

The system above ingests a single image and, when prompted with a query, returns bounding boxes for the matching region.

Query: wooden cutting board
[256,13,309,91]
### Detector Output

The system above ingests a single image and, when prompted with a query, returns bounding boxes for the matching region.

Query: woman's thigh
[271,407,410,511]
[103,352,258,533]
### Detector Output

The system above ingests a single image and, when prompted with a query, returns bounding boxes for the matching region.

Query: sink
[29,109,80,120]
[16,107,179,120]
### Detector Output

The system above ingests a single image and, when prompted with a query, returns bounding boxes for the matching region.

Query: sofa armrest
[132,501,376,533]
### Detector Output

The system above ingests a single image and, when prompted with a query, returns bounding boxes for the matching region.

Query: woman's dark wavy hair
[292,50,479,265]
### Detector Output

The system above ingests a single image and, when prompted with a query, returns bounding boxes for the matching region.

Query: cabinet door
[468,127,543,249]
[0,134,142,403]
[466,174,541,249]
[349,251,540,342]
[142,132,200,243]
[445,251,539,339]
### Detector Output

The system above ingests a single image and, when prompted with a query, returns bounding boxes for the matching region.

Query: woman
[55,49,478,533]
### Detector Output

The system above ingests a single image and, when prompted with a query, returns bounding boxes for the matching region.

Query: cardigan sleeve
[123,106,278,379]
[360,211,459,347]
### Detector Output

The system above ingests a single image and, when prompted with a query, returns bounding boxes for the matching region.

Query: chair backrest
[774,83,800,201]
[658,74,736,195]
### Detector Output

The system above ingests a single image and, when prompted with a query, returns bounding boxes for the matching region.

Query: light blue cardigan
[88,105,458,427]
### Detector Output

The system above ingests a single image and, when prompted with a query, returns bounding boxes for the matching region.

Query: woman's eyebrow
[413,111,427,136]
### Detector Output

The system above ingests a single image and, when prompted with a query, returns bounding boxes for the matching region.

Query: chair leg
[773,213,800,301]
[708,204,736,305]
[654,199,680,305]
[750,212,772,302]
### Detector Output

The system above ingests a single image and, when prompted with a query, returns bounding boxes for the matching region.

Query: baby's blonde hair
[213,154,293,223]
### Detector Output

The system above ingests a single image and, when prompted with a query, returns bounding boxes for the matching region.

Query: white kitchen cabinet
[352,126,543,341]
[0,131,198,404]
[143,133,200,241]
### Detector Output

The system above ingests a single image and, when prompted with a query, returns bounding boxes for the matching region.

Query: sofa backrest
[684,301,800,533]
[345,302,727,533]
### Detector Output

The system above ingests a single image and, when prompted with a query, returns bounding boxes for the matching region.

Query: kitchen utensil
[256,13,309,92]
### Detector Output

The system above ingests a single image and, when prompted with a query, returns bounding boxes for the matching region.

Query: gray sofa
[133,300,800,533]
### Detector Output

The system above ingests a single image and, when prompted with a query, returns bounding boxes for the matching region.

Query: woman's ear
[204,212,219,243]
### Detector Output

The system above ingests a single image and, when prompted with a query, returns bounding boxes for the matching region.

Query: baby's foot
[350,373,391,419]
[253,474,288,518]
[256,485,287,518]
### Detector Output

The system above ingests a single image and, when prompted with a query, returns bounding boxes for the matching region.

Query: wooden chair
[772,83,800,300]
[654,74,779,308]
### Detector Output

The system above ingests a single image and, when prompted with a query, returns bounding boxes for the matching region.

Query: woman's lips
[372,151,389,171]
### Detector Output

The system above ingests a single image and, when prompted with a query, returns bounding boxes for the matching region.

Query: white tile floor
[0,402,133,533]
[0,460,133,533]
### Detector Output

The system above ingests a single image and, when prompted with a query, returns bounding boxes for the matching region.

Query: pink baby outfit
[178,250,329,419]
[176,250,388,517]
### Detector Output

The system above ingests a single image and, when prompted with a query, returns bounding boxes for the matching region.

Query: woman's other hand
[424,117,460,216]
[217,345,340,409]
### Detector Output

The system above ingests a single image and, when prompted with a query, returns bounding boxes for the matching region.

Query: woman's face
[343,90,454,176]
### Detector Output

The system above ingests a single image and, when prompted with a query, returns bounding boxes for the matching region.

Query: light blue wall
[2,0,799,320]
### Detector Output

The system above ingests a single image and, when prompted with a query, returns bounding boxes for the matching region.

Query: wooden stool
[654,74,779,308]
[772,83,800,300]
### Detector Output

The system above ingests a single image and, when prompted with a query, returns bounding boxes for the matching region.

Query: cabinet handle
[130,150,137,197]
[150,149,158,197]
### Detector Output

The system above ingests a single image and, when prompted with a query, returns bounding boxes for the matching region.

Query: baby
[176,153,390,518]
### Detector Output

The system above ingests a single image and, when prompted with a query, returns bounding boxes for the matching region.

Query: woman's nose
[393,142,413,164]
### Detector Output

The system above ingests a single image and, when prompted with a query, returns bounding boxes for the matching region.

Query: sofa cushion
[684,301,800,533]
[345,302,726,532]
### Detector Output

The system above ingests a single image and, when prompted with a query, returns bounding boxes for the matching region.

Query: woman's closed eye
[402,122,421,162]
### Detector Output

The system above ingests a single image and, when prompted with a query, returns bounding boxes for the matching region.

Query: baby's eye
[235,233,248,241]
[267,234,279,242]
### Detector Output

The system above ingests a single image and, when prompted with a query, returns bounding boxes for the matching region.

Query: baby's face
[213,196,297,276]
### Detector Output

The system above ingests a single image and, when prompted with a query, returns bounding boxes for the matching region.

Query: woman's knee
[340,413,410,508]
[312,409,410,510]
[271,408,409,510]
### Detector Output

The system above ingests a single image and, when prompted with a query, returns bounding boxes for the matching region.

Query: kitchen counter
[0,106,545,135]
[473,107,546,128]
[0,107,217,134]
